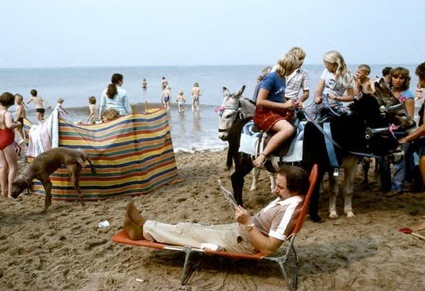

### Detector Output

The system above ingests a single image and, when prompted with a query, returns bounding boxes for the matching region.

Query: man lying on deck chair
[124,166,309,256]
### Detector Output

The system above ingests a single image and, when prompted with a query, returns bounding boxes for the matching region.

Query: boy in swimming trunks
[14,94,26,146]
[0,92,20,198]
[191,82,202,112]
[27,89,51,122]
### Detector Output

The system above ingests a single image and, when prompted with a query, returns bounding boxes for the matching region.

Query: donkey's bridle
[218,101,243,133]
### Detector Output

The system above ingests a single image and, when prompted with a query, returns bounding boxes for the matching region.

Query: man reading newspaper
[123,166,309,255]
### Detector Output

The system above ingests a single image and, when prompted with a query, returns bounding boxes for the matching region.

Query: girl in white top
[314,50,354,106]
[99,73,131,118]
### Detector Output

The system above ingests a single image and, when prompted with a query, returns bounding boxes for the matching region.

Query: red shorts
[253,106,294,132]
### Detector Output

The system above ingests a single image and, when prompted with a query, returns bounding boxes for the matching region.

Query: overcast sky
[1,0,423,68]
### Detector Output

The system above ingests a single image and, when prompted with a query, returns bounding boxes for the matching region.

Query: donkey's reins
[301,109,397,160]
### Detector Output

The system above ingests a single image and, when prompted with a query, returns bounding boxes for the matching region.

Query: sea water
[0,64,419,152]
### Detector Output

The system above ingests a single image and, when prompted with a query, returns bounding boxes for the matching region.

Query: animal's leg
[250,167,260,191]
[328,173,339,219]
[41,179,53,214]
[68,165,85,207]
[231,158,253,206]
[343,160,357,218]
[362,157,371,186]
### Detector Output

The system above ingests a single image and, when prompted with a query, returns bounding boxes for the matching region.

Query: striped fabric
[23,109,178,200]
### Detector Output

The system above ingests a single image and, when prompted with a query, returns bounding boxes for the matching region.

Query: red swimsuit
[0,112,15,150]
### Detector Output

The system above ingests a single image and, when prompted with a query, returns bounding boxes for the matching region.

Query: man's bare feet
[126,202,145,227]
[253,153,267,168]
[123,215,144,240]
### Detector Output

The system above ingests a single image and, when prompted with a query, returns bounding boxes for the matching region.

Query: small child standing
[27,89,51,122]
[56,97,69,117]
[14,94,26,145]
[176,91,186,115]
[87,96,100,124]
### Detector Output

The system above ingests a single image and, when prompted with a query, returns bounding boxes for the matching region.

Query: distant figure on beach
[354,64,375,96]
[14,94,26,146]
[253,66,273,103]
[161,77,169,90]
[55,97,69,117]
[176,91,186,115]
[285,47,310,104]
[141,78,147,89]
[0,92,20,198]
[99,73,131,118]
[162,85,171,112]
[191,82,202,112]
[123,165,309,255]
[87,96,100,124]
[27,89,51,122]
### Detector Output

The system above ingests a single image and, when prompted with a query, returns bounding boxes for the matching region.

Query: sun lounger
[112,164,318,290]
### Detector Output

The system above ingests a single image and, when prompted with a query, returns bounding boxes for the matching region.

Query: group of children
[160,81,202,115]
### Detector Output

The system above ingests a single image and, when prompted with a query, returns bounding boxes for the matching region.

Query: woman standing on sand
[99,73,131,118]
[0,92,20,198]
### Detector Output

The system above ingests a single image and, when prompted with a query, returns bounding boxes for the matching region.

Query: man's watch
[244,223,255,232]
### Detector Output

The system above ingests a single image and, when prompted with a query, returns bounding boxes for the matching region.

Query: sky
[1,0,424,68]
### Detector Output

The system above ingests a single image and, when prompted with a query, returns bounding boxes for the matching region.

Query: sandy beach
[0,150,424,290]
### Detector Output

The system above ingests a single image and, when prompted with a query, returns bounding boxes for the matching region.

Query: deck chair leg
[271,242,299,291]
[180,246,203,285]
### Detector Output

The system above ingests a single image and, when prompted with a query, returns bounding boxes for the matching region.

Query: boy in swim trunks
[27,89,51,122]
[14,94,26,146]
[176,91,186,115]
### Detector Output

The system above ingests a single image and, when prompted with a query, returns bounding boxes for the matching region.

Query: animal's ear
[222,87,230,97]
[235,85,246,98]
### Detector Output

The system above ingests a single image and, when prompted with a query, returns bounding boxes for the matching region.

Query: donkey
[220,79,415,222]
[218,86,275,192]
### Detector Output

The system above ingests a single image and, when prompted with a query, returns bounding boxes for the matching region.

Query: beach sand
[0,150,424,290]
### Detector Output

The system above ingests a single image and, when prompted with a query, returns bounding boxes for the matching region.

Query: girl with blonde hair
[313,50,354,117]
[253,53,302,167]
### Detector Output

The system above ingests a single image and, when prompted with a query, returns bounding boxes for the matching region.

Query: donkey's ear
[222,87,230,97]
[235,85,246,97]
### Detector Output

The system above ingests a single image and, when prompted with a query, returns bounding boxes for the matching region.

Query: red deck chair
[112,164,318,290]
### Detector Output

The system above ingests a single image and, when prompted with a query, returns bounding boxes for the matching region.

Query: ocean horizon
[1,64,420,152]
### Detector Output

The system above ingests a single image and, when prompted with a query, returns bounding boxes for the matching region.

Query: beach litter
[98,220,110,229]
[399,227,425,240]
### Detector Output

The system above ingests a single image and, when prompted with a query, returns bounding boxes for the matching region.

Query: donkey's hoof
[345,211,355,218]
[310,214,324,223]
[329,212,339,219]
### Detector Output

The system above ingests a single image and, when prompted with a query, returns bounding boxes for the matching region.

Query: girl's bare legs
[0,151,8,197]
[3,144,18,198]
[253,119,294,167]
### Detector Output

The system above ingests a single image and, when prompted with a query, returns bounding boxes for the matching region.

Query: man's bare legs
[123,202,145,240]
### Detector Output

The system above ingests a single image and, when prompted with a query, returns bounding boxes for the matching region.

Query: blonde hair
[275,53,299,78]
[57,97,64,104]
[289,47,306,59]
[323,50,353,87]
[357,64,371,75]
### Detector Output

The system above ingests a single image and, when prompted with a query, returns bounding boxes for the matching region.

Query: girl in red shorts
[253,53,303,167]
[0,92,20,198]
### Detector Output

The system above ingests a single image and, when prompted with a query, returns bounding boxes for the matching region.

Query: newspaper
[218,179,238,214]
